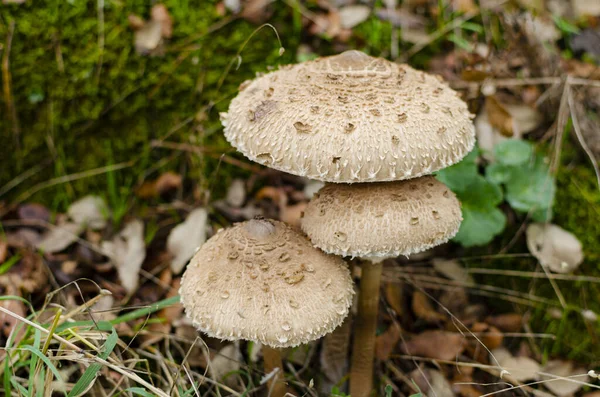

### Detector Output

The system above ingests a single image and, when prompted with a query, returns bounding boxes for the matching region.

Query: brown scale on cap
[301,176,462,259]
[179,219,354,348]
[220,50,475,183]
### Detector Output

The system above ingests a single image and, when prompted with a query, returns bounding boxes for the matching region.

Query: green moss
[0,1,294,210]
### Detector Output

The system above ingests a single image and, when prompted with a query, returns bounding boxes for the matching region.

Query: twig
[7,161,133,211]
[0,305,170,397]
[0,160,51,197]
[567,81,600,191]
[151,140,263,173]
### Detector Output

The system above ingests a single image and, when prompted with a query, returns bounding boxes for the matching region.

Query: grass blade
[21,345,63,383]
[68,324,118,397]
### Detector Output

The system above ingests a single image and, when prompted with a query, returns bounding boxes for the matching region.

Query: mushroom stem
[262,346,287,397]
[350,259,383,397]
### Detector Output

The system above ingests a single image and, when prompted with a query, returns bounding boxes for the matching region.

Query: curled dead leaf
[526,223,584,273]
[412,290,446,323]
[320,317,352,384]
[167,208,208,274]
[491,347,540,381]
[101,220,146,294]
[375,322,402,361]
[37,222,83,254]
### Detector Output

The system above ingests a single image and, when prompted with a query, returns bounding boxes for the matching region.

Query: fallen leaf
[486,96,514,137]
[504,103,543,135]
[240,0,272,24]
[453,0,478,13]
[91,293,116,322]
[0,240,7,263]
[151,4,173,38]
[167,208,208,274]
[429,369,455,397]
[210,344,241,387]
[37,222,83,254]
[433,258,473,283]
[541,360,589,397]
[320,317,352,383]
[224,0,241,13]
[486,313,523,332]
[526,223,584,273]
[375,322,401,360]
[0,286,26,337]
[138,172,182,198]
[67,195,109,229]
[571,29,600,62]
[384,283,404,316]
[375,7,425,29]
[338,5,371,29]
[17,203,50,222]
[492,347,540,381]
[412,291,446,323]
[402,330,465,360]
[573,0,600,17]
[226,178,246,207]
[101,220,146,294]
[474,109,508,159]
[135,21,163,54]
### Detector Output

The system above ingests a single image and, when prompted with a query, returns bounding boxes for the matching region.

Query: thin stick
[350,260,383,397]
[0,305,170,397]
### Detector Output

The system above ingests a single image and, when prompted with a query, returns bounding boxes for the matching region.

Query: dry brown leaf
[402,330,465,360]
[0,240,7,263]
[37,222,83,254]
[167,208,208,274]
[137,172,182,198]
[526,223,584,273]
[492,347,540,381]
[541,360,589,397]
[375,322,401,360]
[486,313,523,332]
[320,316,352,383]
[412,290,446,323]
[384,282,404,316]
[101,219,146,294]
[486,96,514,137]
[68,195,109,229]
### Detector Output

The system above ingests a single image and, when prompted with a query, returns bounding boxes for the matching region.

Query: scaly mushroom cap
[221,50,475,183]
[301,176,462,259]
[179,219,354,348]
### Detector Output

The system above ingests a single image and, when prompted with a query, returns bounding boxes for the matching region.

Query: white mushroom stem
[262,346,288,397]
[350,258,383,397]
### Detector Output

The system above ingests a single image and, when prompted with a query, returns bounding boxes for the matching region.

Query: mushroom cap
[221,50,475,183]
[179,218,354,348]
[301,176,462,259]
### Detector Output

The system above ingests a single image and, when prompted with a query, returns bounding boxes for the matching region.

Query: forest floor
[1,0,600,396]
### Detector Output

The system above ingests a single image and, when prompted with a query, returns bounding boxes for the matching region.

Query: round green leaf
[453,206,507,247]
[494,139,533,166]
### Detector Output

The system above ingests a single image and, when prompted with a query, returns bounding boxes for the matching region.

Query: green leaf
[125,387,157,397]
[454,206,507,247]
[436,149,479,194]
[22,346,63,383]
[68,323,118,397]
[385,385,393,397]
[504,155,555,216]
[459,175,503,207]
[486,163,512,184]
[494,139,533,166]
